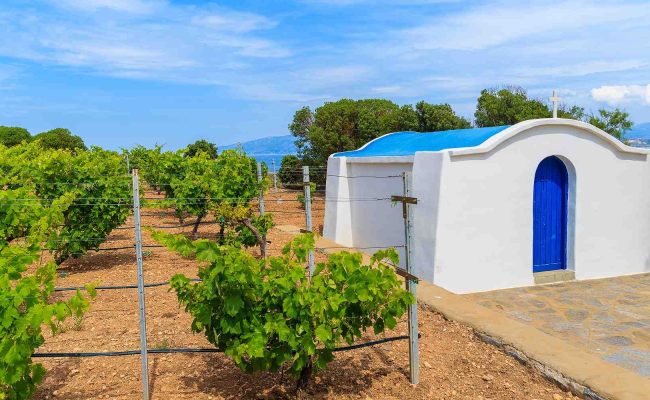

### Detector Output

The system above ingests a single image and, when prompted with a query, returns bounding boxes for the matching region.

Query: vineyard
[0,142,576,399]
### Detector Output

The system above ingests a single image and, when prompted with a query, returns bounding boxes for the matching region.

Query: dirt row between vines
[34,190,578,399]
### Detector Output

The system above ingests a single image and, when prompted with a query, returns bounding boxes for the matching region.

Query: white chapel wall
[425,124,650,293]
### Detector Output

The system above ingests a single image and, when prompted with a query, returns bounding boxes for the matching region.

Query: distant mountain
[220,135,297,155]
[220,135,297,165]
[628,122,650,139]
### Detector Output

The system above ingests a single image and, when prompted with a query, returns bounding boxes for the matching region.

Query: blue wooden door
[533,156,568,272]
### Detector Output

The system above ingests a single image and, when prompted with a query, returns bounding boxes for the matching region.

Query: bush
[34,128,86,153]
[0,189,96,399]
[0,126,31,147]
[1,143,132,263]
[154,232,414,389]
[278,155,302,186]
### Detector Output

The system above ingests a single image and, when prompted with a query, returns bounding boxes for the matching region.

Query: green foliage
[289,99,468,165]
[0,189,95,399]
[414,101,471,131]
[169,152,219,229]
[147,147,267,242]
[0,127,31,148]
[214,149,262,203]
[234,213,274,248]
[123,145,169,190]
[34,128,86,153]
[185,140,218,159]
[474,87,551,127]
[297,182,316,210]
[277,155,302,186]
[153,232,414,387]
[474,87,633,140]
[587,108,633,140]
[210,149,271,252]
[1,143,131,263]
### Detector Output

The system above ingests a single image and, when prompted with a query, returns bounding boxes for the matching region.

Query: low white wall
[427,124,650,293]
[323,157,412,267]
[411,152,445,282]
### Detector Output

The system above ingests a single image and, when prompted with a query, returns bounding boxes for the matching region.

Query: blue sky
[1,0,649,150]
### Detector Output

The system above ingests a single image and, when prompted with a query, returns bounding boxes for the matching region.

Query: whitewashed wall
[325,119,650,294]
[418,121,650,293]
[323,157,412,266]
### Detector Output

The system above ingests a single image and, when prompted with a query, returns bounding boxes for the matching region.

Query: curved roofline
[449,118,649,157]
[330,130,416,158]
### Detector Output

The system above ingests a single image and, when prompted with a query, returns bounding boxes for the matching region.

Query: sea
[250,154,293,169]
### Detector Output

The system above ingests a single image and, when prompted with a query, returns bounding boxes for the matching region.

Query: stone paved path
[464,273,650,378]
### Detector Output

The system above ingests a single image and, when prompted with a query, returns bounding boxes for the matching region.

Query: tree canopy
[414,101,471,131]
[34,128,86,153]
[587,109,633,140]
[475,86,633,140]
[289,98,468,165]
[0,126,31,147]
[186,139,218,159]
[474,87,551,127]
[278,155,302,186]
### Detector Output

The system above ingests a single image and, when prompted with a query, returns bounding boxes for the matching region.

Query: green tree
[415,101,471,131]
[0,126,31,147]
[289,107,314,159]
[474,87,551,127]
[154,232,413,389]
[587,109,633,140]
[397,105,419,131]
[290,99,465,165]
[186,139,218,159]
[278,155,302,186]
[475,87,634,140]
[34,128,86,153]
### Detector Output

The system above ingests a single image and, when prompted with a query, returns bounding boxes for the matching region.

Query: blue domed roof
[333,126,510,157]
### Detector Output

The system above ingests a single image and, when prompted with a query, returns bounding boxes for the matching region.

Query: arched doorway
[533,156,568,272]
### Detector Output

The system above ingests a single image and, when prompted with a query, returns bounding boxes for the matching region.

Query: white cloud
[591,85,650,106]
[397,1,650,51]
[0,1,288,83]
[514,60,647,78]
[304,66,370,86]
[53,0,162,14]
[372,85,403,94]
[303,0,460,4]
[192,12,277,33]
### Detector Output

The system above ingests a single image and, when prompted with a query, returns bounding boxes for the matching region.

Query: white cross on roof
[550,90,561,118]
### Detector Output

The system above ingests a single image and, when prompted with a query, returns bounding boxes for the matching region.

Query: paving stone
[564,309,589,322]
[603,348,650,377]
[600,336,634,346]
[526,299,547,308]
[506,310,533,322]
[529,308,556,315]
[621,320,644,328]
[464,273,650,379]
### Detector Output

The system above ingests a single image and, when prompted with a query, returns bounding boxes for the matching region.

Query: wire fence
[3,164,420,398]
